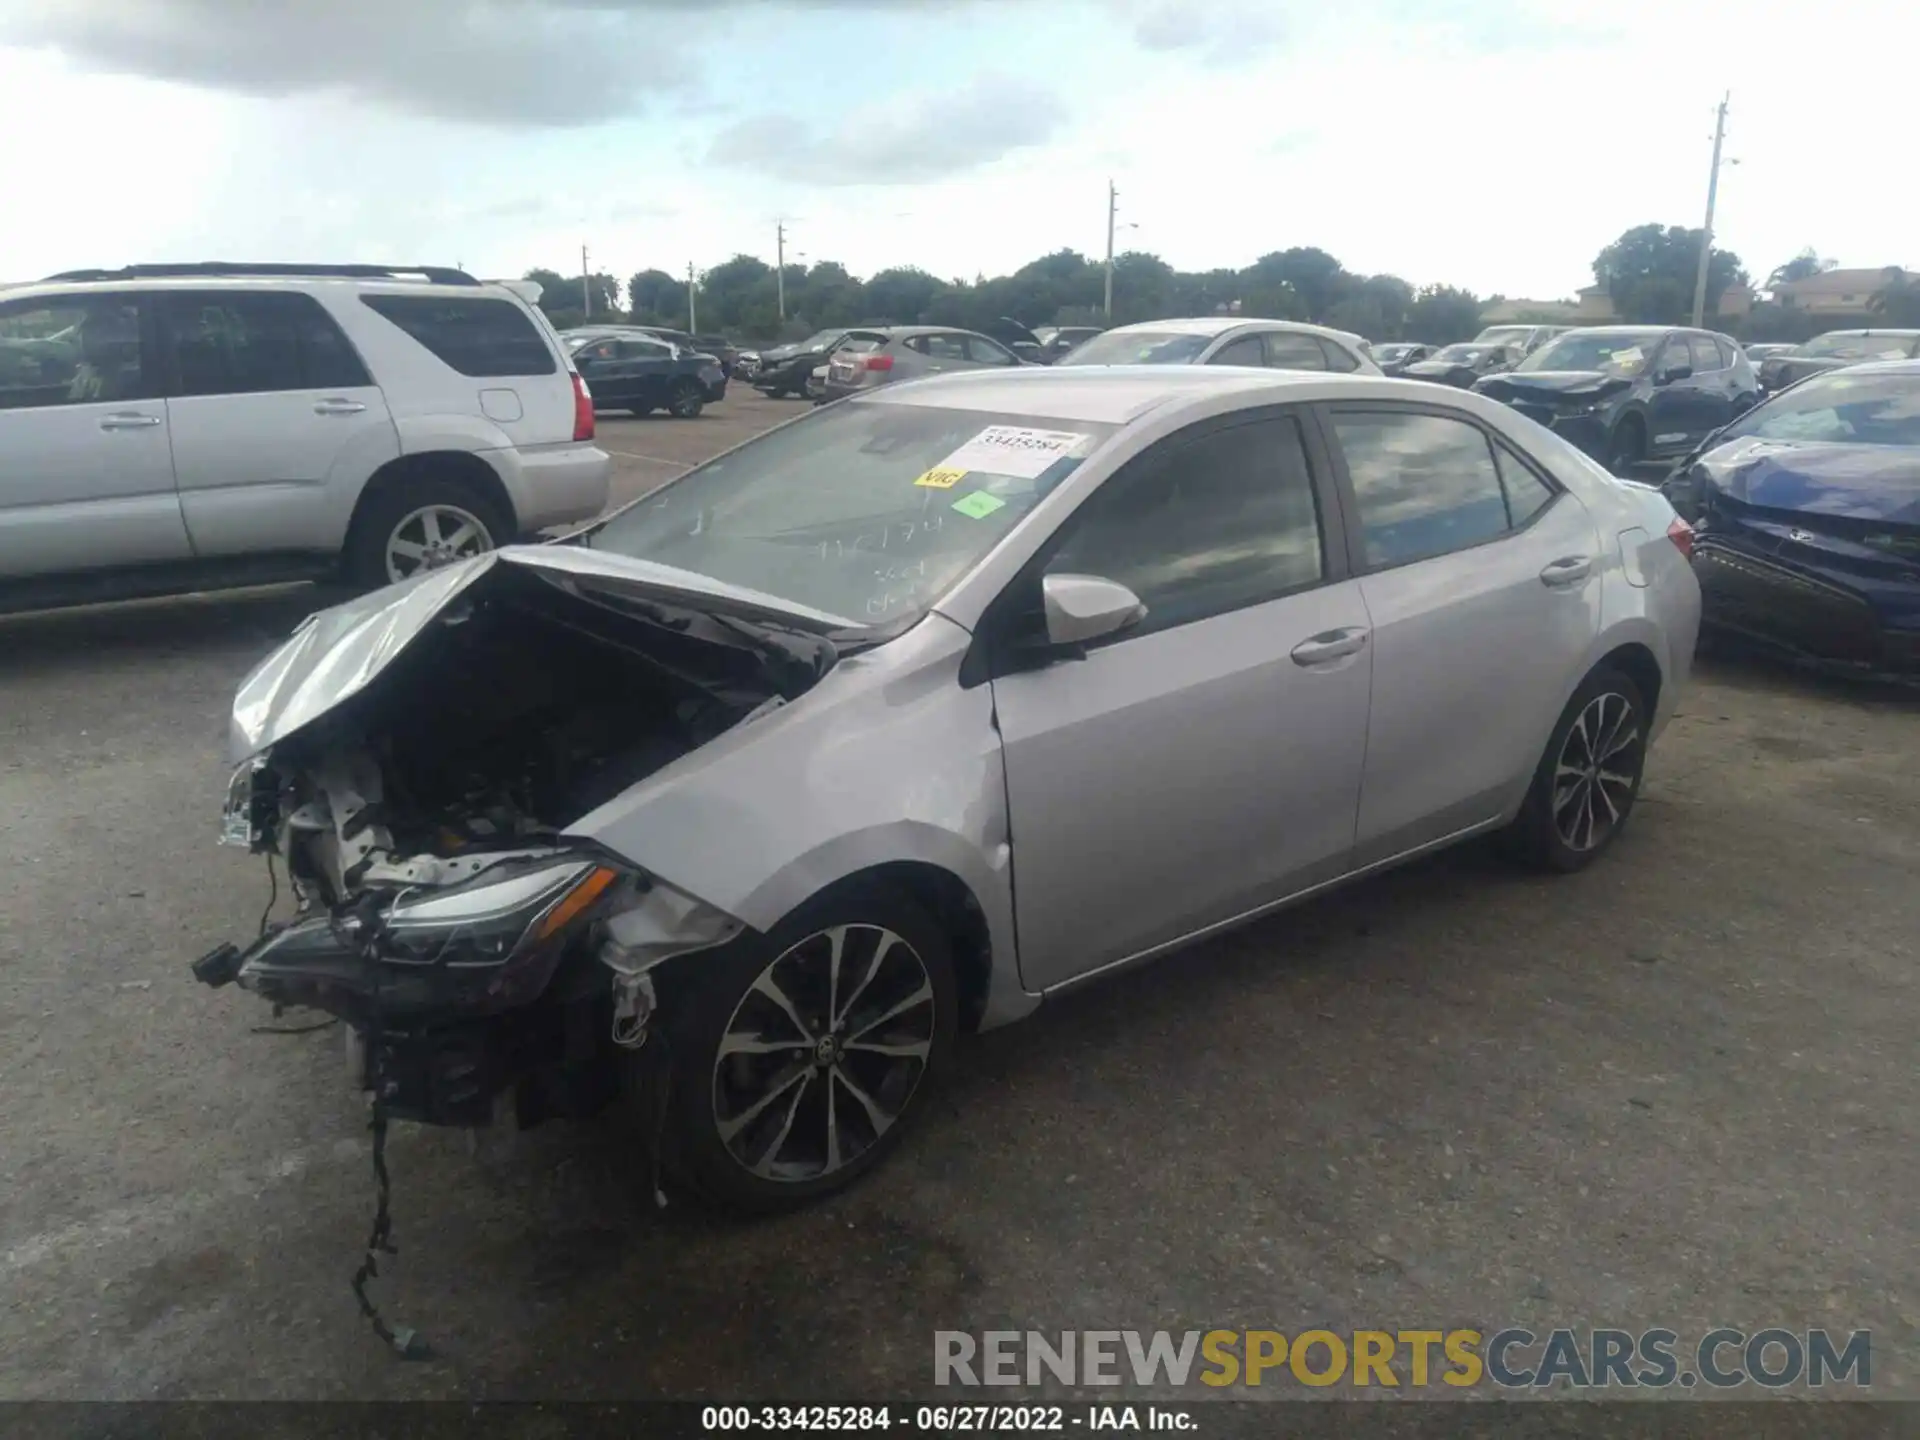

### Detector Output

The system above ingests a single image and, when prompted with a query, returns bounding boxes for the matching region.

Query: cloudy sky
[0,0,1910,300]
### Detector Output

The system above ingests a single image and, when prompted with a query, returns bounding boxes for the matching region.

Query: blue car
[1662,359,1920,676]
[1474,326,1761,475]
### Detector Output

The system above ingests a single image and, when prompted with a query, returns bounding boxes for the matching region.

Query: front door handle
[98,412,161,430]
[313,398,367,415]
[1290,626,1370,666]
[1539,555,1594,587]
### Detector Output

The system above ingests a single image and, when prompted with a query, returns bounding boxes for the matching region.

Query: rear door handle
[98,412,162,430]
[1290,627,1370,666]
[1539,555,1594,587]
[313,398,367,415]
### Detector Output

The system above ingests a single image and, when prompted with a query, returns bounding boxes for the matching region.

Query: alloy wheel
[711,923,936,1183]
[385,504,492,583]
[1552,690,1642,852]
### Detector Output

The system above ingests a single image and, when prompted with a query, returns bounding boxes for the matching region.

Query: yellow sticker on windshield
[914,467,967,489]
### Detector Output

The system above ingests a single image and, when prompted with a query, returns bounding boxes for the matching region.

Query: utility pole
[1103,180,1117,321]
[687,262,697,333]
[776,222,787,322]
[581,243,592,320]
[1691,93,1730,328]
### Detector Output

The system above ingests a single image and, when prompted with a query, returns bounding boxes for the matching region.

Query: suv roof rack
[40,262,483,286]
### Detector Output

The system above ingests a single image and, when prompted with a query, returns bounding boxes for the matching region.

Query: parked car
[1053,317,1381,374]
[1472,324,1572,357]
[1370,342,1438,377]
[1743,342,1797,363]
[1401,342,1521,389]
[983,317,1050,365]
[750,329,878,398]
[1474,326,1760,474]
[1756,329,1920,394]
[807,362,829,402]
[1033,325,1105,362]
[195,364,1697,1211]
[0,262,610,613]
[820,325,1030,401]
[1661,359,1920,675]
[565,329,726,417]
[692,335,742,378]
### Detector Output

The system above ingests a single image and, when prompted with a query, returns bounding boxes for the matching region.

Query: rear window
[360,294,556,377]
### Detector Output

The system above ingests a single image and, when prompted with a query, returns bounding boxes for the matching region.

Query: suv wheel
[345,477,508,589]
[667,380,705,419]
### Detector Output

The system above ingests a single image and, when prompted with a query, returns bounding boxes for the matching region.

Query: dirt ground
[2,392,1915,1403]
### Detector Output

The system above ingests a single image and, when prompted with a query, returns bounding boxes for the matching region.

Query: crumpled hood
[228,545,850,762]
[1479,370,1632,398]
[1698,436,1920,523]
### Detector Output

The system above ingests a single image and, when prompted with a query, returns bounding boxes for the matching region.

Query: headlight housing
[383,855,621,967]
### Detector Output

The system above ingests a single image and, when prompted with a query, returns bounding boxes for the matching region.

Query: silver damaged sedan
[196,366,1701,1211]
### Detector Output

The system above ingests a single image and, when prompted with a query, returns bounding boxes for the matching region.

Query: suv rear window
[360,294,556,377]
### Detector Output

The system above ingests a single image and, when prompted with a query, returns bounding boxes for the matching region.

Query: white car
[1054,317,1382,375]
[0,262,612,613]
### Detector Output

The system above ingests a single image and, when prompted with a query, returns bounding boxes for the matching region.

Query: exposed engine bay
[244,561,836,909]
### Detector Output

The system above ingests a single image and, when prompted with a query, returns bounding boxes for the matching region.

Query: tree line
[522,225,1916,345]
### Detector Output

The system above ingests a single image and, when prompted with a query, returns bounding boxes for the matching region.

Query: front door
[1645,333,1711,455]
[1319,405,1603,865]
[0,291,188,581]
[157,290,399,558]
[988,410,1373,991]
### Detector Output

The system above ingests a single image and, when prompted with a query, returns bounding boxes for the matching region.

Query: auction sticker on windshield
[952,491,1007,520]
[1609,346,1644,368]
[935,425,1094,479]
[913,467,968,489]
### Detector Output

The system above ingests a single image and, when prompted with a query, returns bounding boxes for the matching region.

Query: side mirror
[1657,363,1692,385]
[1041,573,1147,646]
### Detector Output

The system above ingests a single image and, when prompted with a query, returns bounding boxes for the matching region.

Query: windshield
[1798,332,1919,360]
[1432,345,1491,364]
[1721,370,1920,448]
[1473,327,1531,347]
[1055,330,1211,366]
[1374,344,1418,362]
[588,400,1117,627]
[1517,331,1659,376]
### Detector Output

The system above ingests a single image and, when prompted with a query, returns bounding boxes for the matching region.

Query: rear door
[354,291,571,446]
[1319,403,1602,864]
[159,290,399,558]
[0,290,188,580]
[1687,333,1738,433]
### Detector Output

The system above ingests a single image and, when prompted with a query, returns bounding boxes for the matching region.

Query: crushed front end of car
[193,545,840,1130]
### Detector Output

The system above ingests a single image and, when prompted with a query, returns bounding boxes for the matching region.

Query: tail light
[1667,516,1695,559]
[571,371,595,441]
[863,354,894,372]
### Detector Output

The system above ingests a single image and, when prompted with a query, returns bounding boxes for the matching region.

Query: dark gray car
[820,326,1028,401]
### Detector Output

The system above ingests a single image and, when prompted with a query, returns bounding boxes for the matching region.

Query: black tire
[1502,666,1650,873]
[667,380,705,419]
[656,883,958,1214]
[342,474,510,591]
[1606,415,1647,476]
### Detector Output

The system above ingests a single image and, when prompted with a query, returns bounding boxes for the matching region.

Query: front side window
[360,293,556,377]
[1688,335,1723,373]
[1331,410,1514,569]
[1208,336,1265,366]
[1656,336,1693,377]
[163,291,373,396]
[1263,332,1327,371]
[0,294,149,409]
[590,400,1118,627]
[964,335,1017,366]
[617,339,671,361]
[1044,414,1325,638]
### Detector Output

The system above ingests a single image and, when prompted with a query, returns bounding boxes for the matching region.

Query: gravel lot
[2,390,1915,1402]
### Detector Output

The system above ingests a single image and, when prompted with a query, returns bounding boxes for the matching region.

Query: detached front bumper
[1694,537,1920,677]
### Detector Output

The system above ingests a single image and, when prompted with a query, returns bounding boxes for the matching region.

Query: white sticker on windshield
[936,425,1093,479]
[1609,347,1644,367]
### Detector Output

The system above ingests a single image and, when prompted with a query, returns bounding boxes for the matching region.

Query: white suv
[0,262,612,612]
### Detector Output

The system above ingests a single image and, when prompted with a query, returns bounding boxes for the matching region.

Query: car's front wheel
[667,380,705,418]
[1606,415,1647,475]
[658,884,957,1213]
[1503,666,1649,872]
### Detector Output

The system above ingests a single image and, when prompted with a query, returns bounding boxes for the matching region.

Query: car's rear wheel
[1503,666,1649,872]
[667,380,705,419]
[1606,415,1647,475]
[657,883,957,1214]
[344,477,507,589]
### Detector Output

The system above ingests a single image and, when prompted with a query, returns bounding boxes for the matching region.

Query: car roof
[1798,357,1920,376]
[860,364,1447,425]
[1101,316,1364,343]
[2,274,520,302]
[1809,328,1920,337]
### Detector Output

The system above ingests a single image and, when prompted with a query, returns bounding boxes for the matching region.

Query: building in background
[1771,268,1919,316]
